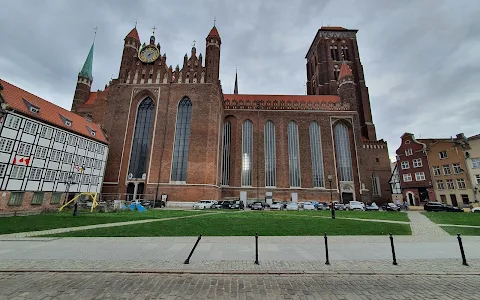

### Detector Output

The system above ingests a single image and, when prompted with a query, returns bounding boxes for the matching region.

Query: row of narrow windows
[221,121,354,187]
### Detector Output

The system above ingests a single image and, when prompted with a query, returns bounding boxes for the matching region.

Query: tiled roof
[82,87,109,106]
[224,94,340,103]
[0,79,108,144]
[338,61,353,79]
[468,134,480,141]
[207,26,220,38]
[320,26,347,31]
[126,27,140,41]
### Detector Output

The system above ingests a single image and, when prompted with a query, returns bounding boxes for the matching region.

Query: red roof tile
[84,92,97,105]
[82,86,109,106]
[338,61,353,80]
[207,26,220,38]
[126,28,140,41]
[224,94,340,103]
[0,79,108,144]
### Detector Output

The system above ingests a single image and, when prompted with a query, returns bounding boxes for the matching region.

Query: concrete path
[407,211,449,236]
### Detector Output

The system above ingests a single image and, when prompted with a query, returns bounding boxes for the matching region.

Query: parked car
[317,202,330,210]
[230,201,244,209]
[211,201,225,209]
[193,200,217,210]
[286,202,299,211]
[347,201,364,211]
[471,207,480,213]
[424,202,445,212]
[251,202,264,210]
[281,202,289,209]
[382,203,400,211]
[443,205,464,212]
[270,202,283,210]
[303,202,316,210]
[365,202,379,211]
[334,202,346,210]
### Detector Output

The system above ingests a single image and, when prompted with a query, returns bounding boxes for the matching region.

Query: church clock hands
[138,45,160,63]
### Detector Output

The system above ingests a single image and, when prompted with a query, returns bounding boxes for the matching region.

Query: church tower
[337,61,357,111]
[118,27,140,82]
[72,42,94,112]
[305,26,376,140]
[205,26,221,84]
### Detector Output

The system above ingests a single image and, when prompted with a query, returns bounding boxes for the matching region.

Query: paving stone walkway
[1,272,479,300]
[407,211,449,236]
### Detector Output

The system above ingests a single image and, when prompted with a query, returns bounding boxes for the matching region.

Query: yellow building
[465,134,480,203]
[420,136,473,207]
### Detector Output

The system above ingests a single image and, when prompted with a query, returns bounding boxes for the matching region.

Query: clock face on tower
[138,45,160,63]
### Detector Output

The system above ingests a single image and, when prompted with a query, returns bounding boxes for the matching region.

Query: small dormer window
[86,125,96,137]
[23,98,40,114]
[30,106,39,114]
[59,114,72,127]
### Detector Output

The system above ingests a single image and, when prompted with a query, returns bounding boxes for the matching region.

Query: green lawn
[43,212,412,237]
[0,210,208,235]
[423,212,480,226]
[276,210,409,222]
[441,226,480,236]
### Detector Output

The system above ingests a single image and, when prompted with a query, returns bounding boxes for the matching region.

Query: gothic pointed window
[309,122,324,187]
[241,120,253,186]
[264,121,276,187]
[334,122,353,181]
[171,97,193,182]
[221,121,231,186]
[128,98,155,179]
[341,46,349,61]
[334,65,340,80]
[372,173,380,196]
[288,121,301,187]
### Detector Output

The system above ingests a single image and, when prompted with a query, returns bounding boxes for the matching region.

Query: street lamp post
[328,172,335,219]
[65,174,73,206]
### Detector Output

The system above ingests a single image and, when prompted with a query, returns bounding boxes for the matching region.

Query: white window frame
[10,165,26,179]
[439,151,448,159]
[446,179,455,190]
[457,178,466,189]
[44,169,57,181]
[476,174,480,184]
[443,165,451,175]
[34,146,48,159]
[436,180,444,190]
[40,126,53,139]
[54,131,66,143]
[453,163,462,174]
[0,138,14,153]
[0,163,6,177]
[472,158,480,169]
[405,148,413,156]
[432,166,441,176]
[5,115,21,129]
[415,172,426,181]
[28,168,43,180]
[24,120,38,135]
[403,173,412,182]
[401,161,409,169]
[413,158,422,168]
[17,142,32,156]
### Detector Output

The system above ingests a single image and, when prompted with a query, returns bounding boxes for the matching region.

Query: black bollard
[324,232,330,265]
[184,235,202,264]
[255,232,259,265]
[457,233,469,266]
[73,202,78,217]
[389,233,398,265]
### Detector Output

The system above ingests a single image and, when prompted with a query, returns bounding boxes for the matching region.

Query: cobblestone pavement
[1,259,479,275]
[407,211,449,236]
[1,272,479,300]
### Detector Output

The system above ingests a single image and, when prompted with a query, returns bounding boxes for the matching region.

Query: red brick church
[71,25,391,204]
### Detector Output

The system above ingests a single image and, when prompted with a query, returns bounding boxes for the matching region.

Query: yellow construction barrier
[59,192,99,212]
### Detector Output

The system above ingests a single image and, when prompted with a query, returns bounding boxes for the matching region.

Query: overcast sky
[0,0,479,160]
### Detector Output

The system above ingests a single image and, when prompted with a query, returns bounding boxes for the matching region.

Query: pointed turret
[337,60,356,112]
[72,41,95,112]
[205,25,221,84]
[234,70,238,94]
[119,27,141,81]
[338,60,353,80]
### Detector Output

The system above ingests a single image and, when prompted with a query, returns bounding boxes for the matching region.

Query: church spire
[79,41,94,81]
[234,68,238,94]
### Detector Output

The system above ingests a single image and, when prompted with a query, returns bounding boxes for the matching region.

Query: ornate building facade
[71,26,392,204]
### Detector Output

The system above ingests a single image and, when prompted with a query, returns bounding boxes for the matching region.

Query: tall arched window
[264,121,276,187]
[309,122,324,188]
[241,120,253,186]
[128,98,155,179]
[372,173,380,196]
[221,121,231,186]
[171,97,192,182]
[288,121,301,187]
[334,122,353,181]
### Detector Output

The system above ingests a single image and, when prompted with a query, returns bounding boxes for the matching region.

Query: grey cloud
[0,0,479,160]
